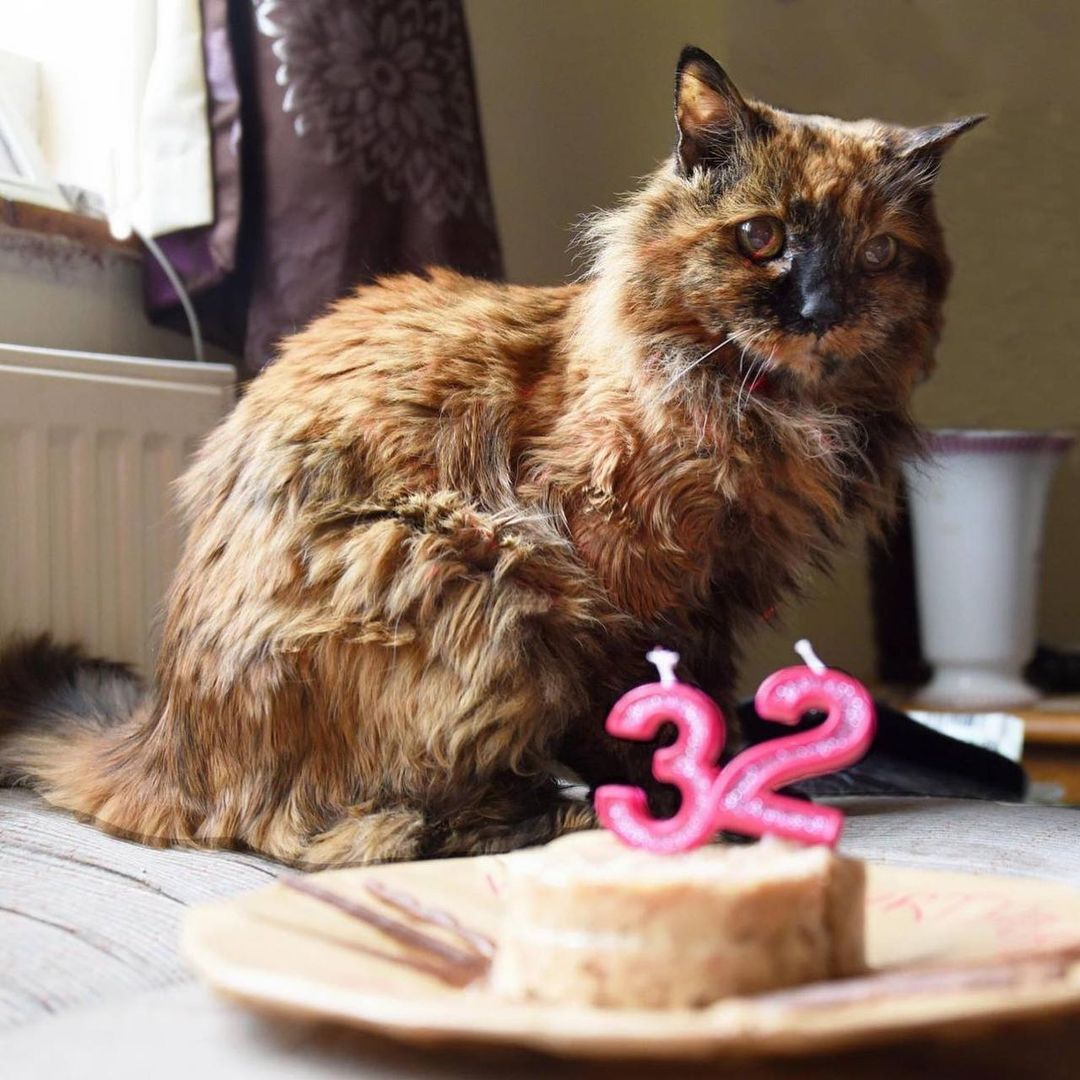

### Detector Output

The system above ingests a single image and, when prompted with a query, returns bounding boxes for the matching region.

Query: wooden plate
[182,838,1080,1061]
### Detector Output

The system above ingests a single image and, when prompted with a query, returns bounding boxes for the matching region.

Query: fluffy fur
[0,47,980,866]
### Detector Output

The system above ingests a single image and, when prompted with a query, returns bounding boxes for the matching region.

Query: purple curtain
[146,0,503,376]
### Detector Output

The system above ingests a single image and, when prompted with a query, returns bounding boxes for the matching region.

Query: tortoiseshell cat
[0,48,981,866]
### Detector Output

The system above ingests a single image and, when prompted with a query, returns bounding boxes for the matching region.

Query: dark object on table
[736,699,1027,802]
[1026,644,1080,694]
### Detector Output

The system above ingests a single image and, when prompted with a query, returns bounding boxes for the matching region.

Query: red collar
[746,371,772,397]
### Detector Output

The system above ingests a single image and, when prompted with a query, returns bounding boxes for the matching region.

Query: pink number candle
[594,649,725,854]
[595,640,877,852]
[712,639,877,847]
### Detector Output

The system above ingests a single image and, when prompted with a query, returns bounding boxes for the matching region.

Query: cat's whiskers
[733,343,766,424]
[737,342,778,426]
[719,329,768,414]
[734,364,754,425]
[665,326,767,445]
[662,333,740,395]
[728,329,763,363]
[855,347,888,381]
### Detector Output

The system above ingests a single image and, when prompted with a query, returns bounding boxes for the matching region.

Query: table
[2,789,1079,1078]
[1019,707,1080,803]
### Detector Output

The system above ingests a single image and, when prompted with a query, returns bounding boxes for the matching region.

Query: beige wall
[466,0,1080,691]
[0,232,235,364]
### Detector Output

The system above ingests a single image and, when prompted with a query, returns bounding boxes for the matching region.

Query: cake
[489,830,865,1009]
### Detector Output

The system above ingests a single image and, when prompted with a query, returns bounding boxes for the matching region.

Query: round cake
[489,830,866,1009]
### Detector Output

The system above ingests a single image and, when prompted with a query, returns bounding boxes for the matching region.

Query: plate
[182,837,1080,1061]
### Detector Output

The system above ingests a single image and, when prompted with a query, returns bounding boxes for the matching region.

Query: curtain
[119,0,215,240]
[145,0,503,376]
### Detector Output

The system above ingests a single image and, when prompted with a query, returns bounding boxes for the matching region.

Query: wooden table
[2,790,1079,1078]
[1018,704,1080,803]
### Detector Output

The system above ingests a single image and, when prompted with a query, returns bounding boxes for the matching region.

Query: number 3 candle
[595,641,876,853]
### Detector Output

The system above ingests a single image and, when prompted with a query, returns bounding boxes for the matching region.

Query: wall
[0,230,233,363]
[466,0,1080,691]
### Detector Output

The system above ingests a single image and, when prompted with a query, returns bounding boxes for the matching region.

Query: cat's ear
[674,46,759,176]
[897,114,986,179]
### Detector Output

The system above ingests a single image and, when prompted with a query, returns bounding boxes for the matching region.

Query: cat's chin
[736,337,827,397]
[765,334,872,393]
[775,336,829,369]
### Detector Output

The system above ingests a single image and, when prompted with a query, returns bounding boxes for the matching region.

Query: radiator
[0,343,235,674]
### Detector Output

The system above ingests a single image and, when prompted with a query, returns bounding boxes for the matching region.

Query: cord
[59,167,209,366]
[136,228,206,364]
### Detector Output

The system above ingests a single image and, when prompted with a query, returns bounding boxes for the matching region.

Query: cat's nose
[798,289,843,336]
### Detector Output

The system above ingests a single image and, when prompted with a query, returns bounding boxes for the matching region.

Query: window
[0,48,67,210]
[0,0,211,238]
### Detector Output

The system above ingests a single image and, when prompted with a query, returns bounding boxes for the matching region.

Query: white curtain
[109,0,213,239]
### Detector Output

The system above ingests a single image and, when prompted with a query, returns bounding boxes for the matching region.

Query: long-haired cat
[0,47,981,866]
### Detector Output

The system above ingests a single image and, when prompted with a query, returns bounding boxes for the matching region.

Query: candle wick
[646,647,680,686]
[794,639,827,675]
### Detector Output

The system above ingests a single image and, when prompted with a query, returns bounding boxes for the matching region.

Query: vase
[902,429,1074,710]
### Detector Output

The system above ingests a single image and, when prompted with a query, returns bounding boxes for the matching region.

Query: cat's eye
[736,217,785,260]
[859,234,898,272]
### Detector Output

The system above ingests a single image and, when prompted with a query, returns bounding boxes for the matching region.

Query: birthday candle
[594,648,725,854]
[596,641,877,852]
[712,640,877,847]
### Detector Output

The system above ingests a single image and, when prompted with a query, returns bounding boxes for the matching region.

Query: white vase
[902,429,1074,710]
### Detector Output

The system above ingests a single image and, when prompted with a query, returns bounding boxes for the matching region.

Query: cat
[0,46,981,867]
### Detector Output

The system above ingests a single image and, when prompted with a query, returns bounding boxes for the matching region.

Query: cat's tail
[0,635,148,819]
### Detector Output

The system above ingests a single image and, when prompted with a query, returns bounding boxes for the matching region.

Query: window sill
[0,194,140,259]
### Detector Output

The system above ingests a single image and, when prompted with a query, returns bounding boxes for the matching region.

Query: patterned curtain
[145,0,503,376]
